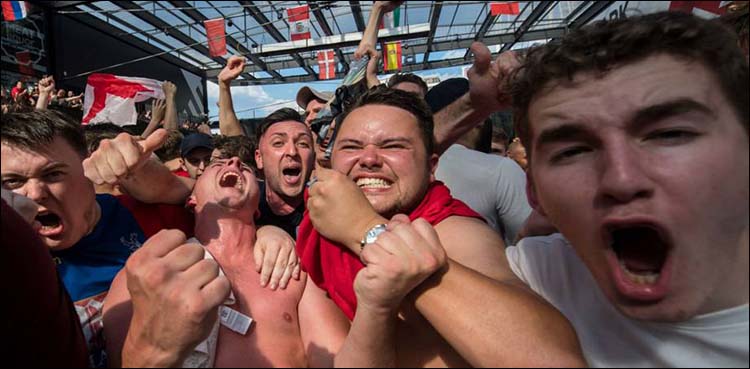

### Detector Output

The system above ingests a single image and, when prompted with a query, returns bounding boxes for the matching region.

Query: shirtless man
[103,156,348,367]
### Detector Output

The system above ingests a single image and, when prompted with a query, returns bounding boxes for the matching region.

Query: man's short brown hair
[1,109,87,158]
[387,73,429,96]
[511,11,749,159]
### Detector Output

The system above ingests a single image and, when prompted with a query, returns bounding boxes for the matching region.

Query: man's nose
[597,144,653,205]
[20,179,49,204]
[358,145,383,169]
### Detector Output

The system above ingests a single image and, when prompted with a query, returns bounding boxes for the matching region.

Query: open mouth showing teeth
[282,167,302,178]
[36,211,62,231]
[219,171,244,190]
[356,178,393,189]
[609,226,669,285]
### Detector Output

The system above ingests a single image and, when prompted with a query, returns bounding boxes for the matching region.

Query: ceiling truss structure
[48,1,619,86]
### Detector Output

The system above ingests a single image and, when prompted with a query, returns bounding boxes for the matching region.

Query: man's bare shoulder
[433,216,513,282]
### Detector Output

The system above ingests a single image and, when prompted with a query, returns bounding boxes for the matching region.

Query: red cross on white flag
[318,50,336,80]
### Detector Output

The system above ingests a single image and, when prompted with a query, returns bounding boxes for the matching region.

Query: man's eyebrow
[631,98,715,129]
[535,123,592,149]
[337,138,364,146]
[380,137,413,145]
[42,162,69,171]
[269,132,289,138]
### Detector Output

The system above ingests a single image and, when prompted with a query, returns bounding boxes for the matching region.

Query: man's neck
[195,209,257,263]
[265,186,303,216]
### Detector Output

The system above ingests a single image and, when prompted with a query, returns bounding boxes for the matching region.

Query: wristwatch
[360,224,387,250]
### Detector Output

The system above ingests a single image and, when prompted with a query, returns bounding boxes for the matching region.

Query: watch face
[365,224,387,245]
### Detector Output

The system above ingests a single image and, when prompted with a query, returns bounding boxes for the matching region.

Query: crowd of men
[1,1,748,368]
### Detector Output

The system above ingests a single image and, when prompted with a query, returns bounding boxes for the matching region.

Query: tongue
[619,247,663,272]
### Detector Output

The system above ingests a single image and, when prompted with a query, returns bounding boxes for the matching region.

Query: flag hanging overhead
[204,18,227,57]
[2,1,29,21]
[82,74,165,126]
[490,2,520,16]
[380,6,401,29]
[317,50,336,80]
[288,5,311,41]
[383,41,402,72]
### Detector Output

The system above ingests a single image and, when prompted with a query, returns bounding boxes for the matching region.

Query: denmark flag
[82,73,165,126]
[288,5,311,41]
[318,50,336,80]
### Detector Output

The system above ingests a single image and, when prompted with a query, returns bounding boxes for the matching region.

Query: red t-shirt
[296,181,484,320]
[116,194,194,238]
[173,169,191,178]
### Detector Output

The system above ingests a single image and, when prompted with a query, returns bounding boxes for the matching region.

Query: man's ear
[185,196,197,213]
[180,158,188,172]
[428,153,439,182]
[255,149,264,171]
[526,171,547,217]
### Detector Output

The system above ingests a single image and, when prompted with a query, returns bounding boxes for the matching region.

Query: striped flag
[490,2,520,16]
[383,42,402,72]
[380,7,401,29]
[288,5,311,41]
[204,18,227,57]
[318,50,336,80]
[2,1,29,21]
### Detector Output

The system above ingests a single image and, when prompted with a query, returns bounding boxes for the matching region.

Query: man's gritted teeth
[35,207,64,237]
[218,170,245,191]
[355,175,394,191]
[602,220,675,301]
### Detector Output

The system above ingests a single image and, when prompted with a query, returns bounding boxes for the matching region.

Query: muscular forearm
[35,93,50,110]
[433,93,494,155]
[142,116,161,139]
[119,156,194,205]
[122,332,183,368]
[411,259,585,367]
[164,94,178,132]
[218,81,243,137]
[362,3,386,50]
[334,306,397,368]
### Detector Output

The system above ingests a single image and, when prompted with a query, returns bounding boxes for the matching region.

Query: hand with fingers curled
[83,128,168,186]
[307,167,386,249]
[354,215,448,314]
[122,229,231,367]
[467,42,522,115]
[218,55,246,86]
[254,225,301,290]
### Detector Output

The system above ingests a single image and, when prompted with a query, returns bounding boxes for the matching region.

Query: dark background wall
[51,13,206,120]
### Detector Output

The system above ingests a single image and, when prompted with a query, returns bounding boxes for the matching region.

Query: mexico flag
[288,5,311,41]
[82,74,165,126]
[383,41,402,72]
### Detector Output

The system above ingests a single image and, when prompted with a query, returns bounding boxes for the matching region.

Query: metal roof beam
[309,1,349,73]
[206,27,566,83]
[569,1,615,29]
[84,2,207,68]
[61,11,204,77]
[349,1,366,32]
[422,1,443,67]
[500,1,556,52]
[111,1,234,70]
[234,0,315,78]
[237,0,286,42]
[165,0,287,81]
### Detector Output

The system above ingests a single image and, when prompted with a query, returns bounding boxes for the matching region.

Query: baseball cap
[180,133,214,157]
[425,78,470,114]
[296,86,334,110]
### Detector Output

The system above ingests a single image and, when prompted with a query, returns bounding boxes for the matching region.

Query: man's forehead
[264,120,311,137]
[530,55,716,132]
[1,143,65,173]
